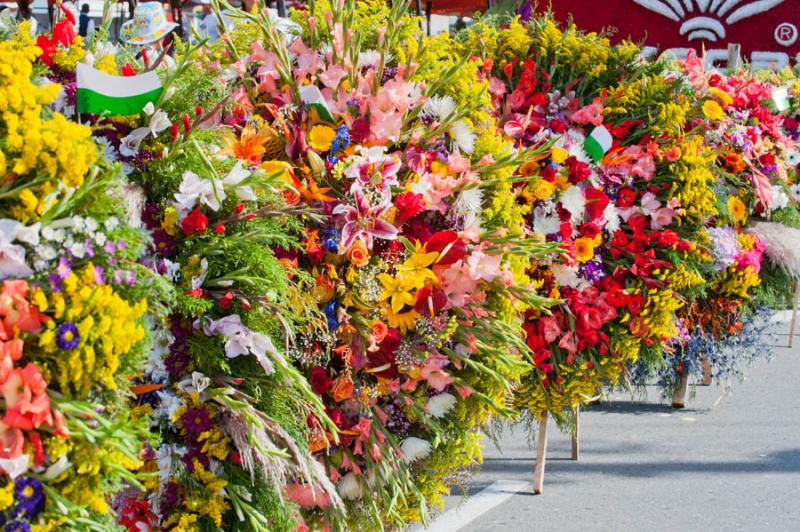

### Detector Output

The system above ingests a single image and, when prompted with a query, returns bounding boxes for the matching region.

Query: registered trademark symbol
[775,22,798,47]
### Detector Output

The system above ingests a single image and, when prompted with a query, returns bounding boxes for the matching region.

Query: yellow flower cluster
[659,263,706,291]
[52,35,86,71]
[532,20,610,78]
[0,481,14,511]
[716,266,761,298]
[34,264,148,398]
[51,437,141,513]
[0,27,97,218]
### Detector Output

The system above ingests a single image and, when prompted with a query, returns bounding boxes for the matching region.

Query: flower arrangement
[6,1,800,530]
[0,22,165,530]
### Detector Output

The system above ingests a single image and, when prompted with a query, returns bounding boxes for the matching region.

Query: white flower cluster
[31,215,121,272]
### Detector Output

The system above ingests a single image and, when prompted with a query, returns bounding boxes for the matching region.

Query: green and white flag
[584,125,613,163]
[299,85,335,123]
[76,63,162,116]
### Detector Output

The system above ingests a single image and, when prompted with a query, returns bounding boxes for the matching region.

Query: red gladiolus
[195,105,204,117]
[181,208,208,236]
[616,187,637,208]
[170,123,180,143]
[182,114,192,135]
[309,367,333,395]
[218,291,234,309]
[234,203,246,215]
[214,223,226,235]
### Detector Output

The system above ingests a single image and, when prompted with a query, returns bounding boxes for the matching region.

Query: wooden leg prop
[789,282,799,348]
[671,373,689,409]
[571,406,580,461]
[700,355,712,386]
[534,413,549,494]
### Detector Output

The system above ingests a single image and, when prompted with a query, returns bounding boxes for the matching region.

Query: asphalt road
[418,317,800,532]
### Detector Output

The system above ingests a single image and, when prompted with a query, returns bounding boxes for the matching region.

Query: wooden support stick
[700,355,712,385]
[789,281,799,348]
[571,406,580,461]
[671,373,689,409]
[533,413,549,494]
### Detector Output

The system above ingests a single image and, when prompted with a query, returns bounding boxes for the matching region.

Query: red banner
[542,0,800,69]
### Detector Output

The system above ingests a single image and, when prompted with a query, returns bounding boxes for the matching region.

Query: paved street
[418,317,800,532]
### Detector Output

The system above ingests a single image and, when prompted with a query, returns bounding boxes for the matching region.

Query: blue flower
[324,300,339,331]
[12,477,44,520]
[5,522,31,532]
[55,322,80,350]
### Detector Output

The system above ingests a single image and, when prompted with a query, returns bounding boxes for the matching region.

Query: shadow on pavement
[476,448,800,481]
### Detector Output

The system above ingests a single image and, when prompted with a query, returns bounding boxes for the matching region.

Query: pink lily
[332,191,398,250]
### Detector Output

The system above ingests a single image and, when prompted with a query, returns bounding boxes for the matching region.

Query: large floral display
[0,1,798,530]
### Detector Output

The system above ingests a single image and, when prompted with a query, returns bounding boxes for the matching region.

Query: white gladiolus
[400,437,432,463]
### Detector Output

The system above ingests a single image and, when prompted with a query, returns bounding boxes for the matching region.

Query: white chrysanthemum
[400,437,432,463]
[769,185,790,211]
[453,188,483,228]
[426,393,456,419]
[551,264,590,290]
[155,391,183,421]
[68,242,85,259]
[450,120,476,154]
[337,472,362,500]
[423,95,456,121]
[104,216,120,232]
[603,203,621,233]
[533,207,561,236]
[39,245,57,261]
[787,152,800,166]
[560,186,586,220]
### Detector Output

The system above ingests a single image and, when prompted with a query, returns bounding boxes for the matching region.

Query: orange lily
[221,124,270,163]
[298,175,336,203]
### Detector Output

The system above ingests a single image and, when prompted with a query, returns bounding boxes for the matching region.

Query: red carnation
[350,118,371,144]
[425,230,467,265]
[309,367,333,395]
[566,157,591,184]
[616,187,637,208]
[394,192,426,225]
[181,208,208,236]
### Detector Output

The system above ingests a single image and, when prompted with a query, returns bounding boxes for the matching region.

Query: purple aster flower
[12,477,45,520]
[56,256,72,279]
[56,323,80,351]
[152,230,176,256]
[181,445,210,472]
[180,407,214,436]
[104,240,116,254]
[84,238,95,258]
[161,481,180,509]
[117,240,127,251]
[48,273,62,292]
[517,0,533,21]
[580,259,606,282]
[5,522,31,532]
[93,265,105,284]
